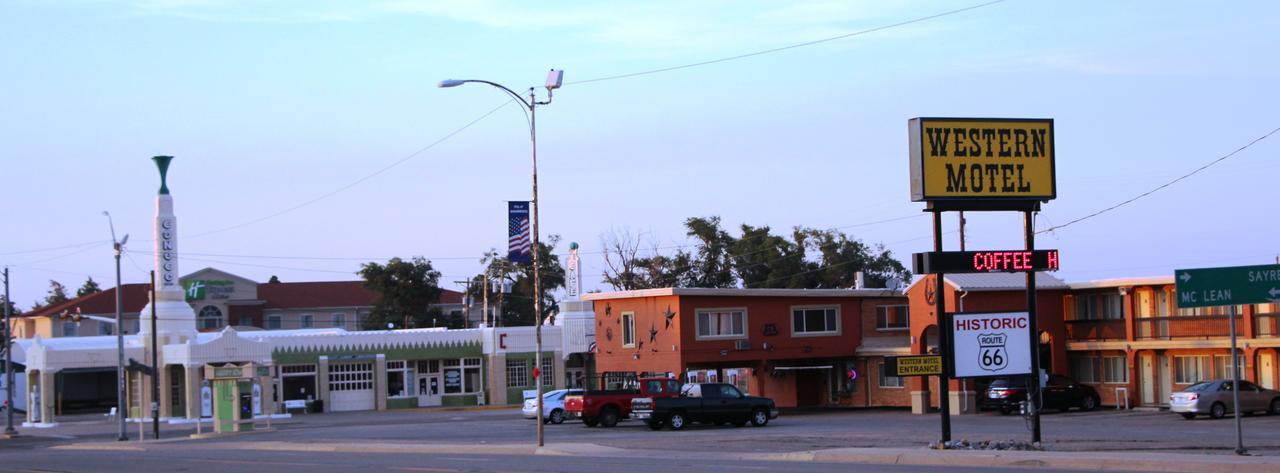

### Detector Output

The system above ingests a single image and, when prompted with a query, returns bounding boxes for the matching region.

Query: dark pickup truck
[631,383,779,431]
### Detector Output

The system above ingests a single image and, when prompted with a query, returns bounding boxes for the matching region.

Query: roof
[257,280,462,309]
[1068,276,1174,290]
[943,272,1068,292]
[21,284,151,319]
[582,287,901,301]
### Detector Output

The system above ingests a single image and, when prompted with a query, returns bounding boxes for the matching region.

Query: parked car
[564,376,681,427]
[981,375,1099,414]
[522,389,583,424]
[1170,379,1280,419]
[631,383,778,431]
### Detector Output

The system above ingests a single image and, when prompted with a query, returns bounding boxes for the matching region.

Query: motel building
[7,269,595,426]
[581,287,914,408]
[903,273,1280,414]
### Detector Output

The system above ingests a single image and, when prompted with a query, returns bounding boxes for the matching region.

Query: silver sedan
[1169,380,1280,419]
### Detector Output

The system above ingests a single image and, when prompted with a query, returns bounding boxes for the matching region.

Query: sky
[2,0,1278,309]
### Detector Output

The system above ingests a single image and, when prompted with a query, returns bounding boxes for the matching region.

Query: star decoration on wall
[649,325,658,343]
[663,306,676,329]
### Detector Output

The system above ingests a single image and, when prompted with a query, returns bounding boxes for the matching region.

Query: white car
[522,389,582,424]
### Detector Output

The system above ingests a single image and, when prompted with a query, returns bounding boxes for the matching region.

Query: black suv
[981,375,1100,414]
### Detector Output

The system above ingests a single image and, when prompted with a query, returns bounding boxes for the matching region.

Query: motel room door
[417,374,441,407]
[1260,352,1276,390]
[1141,354,1156,405]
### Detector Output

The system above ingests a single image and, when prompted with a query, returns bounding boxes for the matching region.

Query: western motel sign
[909,118,1056,201]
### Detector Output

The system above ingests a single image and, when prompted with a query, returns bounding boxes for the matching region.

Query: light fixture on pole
[439,69,563,448]
[103,211,129,441]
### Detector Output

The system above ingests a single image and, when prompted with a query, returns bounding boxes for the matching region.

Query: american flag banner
[508,201,532,263]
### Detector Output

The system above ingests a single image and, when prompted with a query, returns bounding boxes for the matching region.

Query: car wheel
[549,409,564,425]
[1180,413,1196,420]
[751,409,769,427]
[582,416,599,427]
[1210,402,1227,419]
[647,420,664,430]
[599,407,619,428]
[668,412,687,431]
[1270,398,1280,415]
[1081,396,1098,412]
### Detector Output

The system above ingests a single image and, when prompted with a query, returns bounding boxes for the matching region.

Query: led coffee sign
[912,250,1059,275]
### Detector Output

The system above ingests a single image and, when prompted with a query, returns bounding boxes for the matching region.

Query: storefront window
[387,360,411,398]
[541,357,554,387]
[506,359,529,387]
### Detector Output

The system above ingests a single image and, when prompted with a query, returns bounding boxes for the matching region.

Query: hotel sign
[909,118,1056,202]
[884,355,943,377]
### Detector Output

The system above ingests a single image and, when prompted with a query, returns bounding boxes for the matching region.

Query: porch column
[39,369,56,424]
[184,364,202,419]
[158,365,173,418]
[554,351,566,390]
[316,356,330,412]
[488,354,507,406]
[261,365,276,416]
[375,354,387,411]
[25,370,37,424]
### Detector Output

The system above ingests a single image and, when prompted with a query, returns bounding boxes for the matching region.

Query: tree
[76,276,102,298]
[468,236,566,327]
[682,217,736,288]
[31,280,70,311]
[731,224,809,288]
[268,275,281,284]
[0,295,20,317]
[600,227,693,290]
[358,257,444,330]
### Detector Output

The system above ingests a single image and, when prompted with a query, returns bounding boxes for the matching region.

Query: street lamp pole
[440,70,563,448]
[3,267,17,437]
[103,211,129,441]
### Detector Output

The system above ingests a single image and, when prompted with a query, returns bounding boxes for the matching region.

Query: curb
[755,448,1279,473]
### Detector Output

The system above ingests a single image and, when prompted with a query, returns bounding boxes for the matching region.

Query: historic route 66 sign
[977,333,1008,371]
[952,312,1031,378]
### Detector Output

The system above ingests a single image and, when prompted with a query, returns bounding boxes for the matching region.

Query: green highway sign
[1175,264,1280,309]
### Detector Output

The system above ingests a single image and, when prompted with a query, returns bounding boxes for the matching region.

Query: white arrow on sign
[1179,272,1191,283]
[1270,287,1280,299]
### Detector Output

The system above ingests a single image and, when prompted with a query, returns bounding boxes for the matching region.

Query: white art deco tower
[138,156,197,340]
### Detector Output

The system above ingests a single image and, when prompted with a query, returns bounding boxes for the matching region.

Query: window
[300,314,313,329]
[98,322,113,336]
[1178,305,1246,317]
[506,359,529,387]
[266,314,282,330]
[1071,356,1099,383]
[875,305,909,331]
[1256,303,1278,314]
[198,305,223,330]
[332,313,347,329]
[878,362,904,388]
[463,357,482,393]
[1175,355,1211,384]
[696,309,746,339]
[792,306,839,335]
[1155,289,1171,316]
[62,321,77,337]
[440,358,484,394]
[541,357,554,387]
[621,312,636,347]
[1214,354,1245,380]
[387,360,411,398]
[1102,356,1127,384]
[328,362,373,391]
[1074,293,1123,320]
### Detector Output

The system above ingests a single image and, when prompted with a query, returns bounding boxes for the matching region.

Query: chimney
[854,271,865,290]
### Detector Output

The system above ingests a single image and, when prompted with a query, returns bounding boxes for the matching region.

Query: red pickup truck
[564,377,681,427]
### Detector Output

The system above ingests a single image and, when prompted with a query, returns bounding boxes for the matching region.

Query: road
[3,406,1278,472]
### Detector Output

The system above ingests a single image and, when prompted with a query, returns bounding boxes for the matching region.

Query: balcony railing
[1065,319,1126,341]
[1258,313,1280,337]
[1134,315,1240,340]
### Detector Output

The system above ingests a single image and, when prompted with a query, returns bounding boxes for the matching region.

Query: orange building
[581,288,910,408]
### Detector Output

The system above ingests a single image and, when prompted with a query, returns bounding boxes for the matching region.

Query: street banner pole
[1024,210,1042,444]
[1229,304,1245,455]
[932,210,951,443]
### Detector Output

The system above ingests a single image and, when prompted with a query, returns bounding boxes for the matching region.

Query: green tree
[31,280,70,311]
[730,224,810,288]
[76,276,102,298]
[358,257,444,330]
[468,236,566,327]
[600,227,693,290]
[682,217,736,288]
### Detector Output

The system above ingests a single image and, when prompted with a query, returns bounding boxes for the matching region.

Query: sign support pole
[1229,304,1246,455]
[933,210,951,444]
[1024,210,1042,444]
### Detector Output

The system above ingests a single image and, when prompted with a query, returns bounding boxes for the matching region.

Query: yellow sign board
[909,118,1055,202]
[887,355,943,377]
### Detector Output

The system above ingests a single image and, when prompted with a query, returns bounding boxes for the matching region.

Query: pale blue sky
[3,0,1278,307]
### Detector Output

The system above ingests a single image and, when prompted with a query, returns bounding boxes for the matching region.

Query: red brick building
[581,288,910,408]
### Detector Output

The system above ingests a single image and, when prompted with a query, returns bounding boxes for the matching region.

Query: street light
[439,69,563,448]
[103,211,128,441]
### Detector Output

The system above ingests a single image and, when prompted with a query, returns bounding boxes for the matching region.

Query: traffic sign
[1174,264,1280,309]
[884,355,943,377]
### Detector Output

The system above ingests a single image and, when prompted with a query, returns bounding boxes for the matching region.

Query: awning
[770,365,834,371]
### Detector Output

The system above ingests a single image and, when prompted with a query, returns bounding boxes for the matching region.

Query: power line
[568,0,1007,85]
[1038,126,1280,234]
[0,239,108,257]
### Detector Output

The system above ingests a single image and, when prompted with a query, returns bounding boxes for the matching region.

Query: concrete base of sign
[910,391,930,415]
[949,391,978,415]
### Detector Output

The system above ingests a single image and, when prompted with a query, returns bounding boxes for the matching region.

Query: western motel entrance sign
[908,118,1056,202]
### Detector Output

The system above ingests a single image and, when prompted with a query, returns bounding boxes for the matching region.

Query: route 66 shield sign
[977,333,1008,372]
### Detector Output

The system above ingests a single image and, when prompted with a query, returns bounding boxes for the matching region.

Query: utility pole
[150,271,159,439]
[4,267,17,437]
[482,269,490,327]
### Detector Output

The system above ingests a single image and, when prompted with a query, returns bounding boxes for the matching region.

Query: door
[1259,352,1275,390]
[1141,354,1155,405]
[328,362,375,412]
[1157,355,1171,406]
[416,374,442,407]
